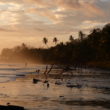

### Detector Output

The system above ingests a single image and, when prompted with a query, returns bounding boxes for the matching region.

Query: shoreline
[0,66,110,110]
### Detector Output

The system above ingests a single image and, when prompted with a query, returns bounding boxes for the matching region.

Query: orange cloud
[55,0,104,17]
[27,8,64,24]
[25,0,104,17]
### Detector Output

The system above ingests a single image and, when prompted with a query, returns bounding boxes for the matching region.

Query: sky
[0,0,110,51]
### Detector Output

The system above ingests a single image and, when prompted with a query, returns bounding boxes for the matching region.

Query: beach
[0,63,110,110]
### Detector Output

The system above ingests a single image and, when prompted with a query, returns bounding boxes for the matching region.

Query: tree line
[0,23,110,68]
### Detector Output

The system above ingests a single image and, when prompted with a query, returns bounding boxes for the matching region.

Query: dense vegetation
[0,23,110,68]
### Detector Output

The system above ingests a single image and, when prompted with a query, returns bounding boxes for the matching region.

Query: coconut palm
[43,37,48,48]
[53,37,58,45]
[79,31,85,41]
[69,35,74,42]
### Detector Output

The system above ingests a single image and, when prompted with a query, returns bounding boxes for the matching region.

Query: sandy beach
[0,63,110,110]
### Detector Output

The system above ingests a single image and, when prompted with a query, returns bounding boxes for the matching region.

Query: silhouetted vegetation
[53,37,58,45]
[43,37,48,48]
[0,23,110,68]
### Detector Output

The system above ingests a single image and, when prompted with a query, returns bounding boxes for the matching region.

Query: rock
[33,79,41,84]
[0,105,24,110]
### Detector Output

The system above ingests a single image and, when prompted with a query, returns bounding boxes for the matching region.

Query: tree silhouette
[53,37,58,45]
[43,37,48,48]
[69,35,74,42]
[1,23,110,68]
[79,31,85,41]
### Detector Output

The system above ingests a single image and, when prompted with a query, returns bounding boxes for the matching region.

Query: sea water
[0,63,110,110]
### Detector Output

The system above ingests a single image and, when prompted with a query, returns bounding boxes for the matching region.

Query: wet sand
[0,65,110,110]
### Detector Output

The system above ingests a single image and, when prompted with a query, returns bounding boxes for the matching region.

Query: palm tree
[79,31,85,41]
[43,37,48,48]
[53,37,58,45]
[69,35,74,42]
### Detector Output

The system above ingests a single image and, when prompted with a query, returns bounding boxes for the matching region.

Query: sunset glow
[0,0,110,51]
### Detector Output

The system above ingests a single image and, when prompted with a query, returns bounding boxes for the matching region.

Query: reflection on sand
[0,64,110,110]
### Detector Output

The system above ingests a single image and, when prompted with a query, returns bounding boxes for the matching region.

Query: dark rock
[47,83,50,88]
[0,105,24,110]
[33,79,41,84]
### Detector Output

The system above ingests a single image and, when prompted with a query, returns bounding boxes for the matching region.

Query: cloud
[0,0,109,36]
[25,0,104,17]
[77,20,106,30]
[0,11,20,26]
[27,7,65,24]
[0,0,110,51]
[0,0,105,26]
[0,27,13,32]
[56,0,104,17]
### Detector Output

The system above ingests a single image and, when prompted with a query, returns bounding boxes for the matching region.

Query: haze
[0,0,110,52]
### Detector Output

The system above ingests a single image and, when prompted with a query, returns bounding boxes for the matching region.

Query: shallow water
[0,63,110,110]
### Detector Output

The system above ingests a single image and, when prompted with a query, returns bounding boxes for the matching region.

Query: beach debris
[55,80,62,85]
[33,78,41,84]
[36,69,40,74]
[42,80,50,88]
[47,82,50,88]
[43,65,54,79]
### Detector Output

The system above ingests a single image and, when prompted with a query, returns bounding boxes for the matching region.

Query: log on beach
[0,105,25,110]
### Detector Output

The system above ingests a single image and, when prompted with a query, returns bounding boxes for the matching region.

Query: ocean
[0,63,110,110]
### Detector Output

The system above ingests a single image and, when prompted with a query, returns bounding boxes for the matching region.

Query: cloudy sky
[0,0,110,51]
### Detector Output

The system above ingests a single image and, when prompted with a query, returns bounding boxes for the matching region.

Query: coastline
[0,64,110,110]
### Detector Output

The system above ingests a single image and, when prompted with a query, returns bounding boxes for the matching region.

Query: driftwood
[59,66,74,77]
[43,64,54,79]
[43,65,48,79]
[43,65,75,79]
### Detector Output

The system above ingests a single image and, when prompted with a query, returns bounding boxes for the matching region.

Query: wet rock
[47,82,50,88]
[0,105,24,110]
[33,79,41,84]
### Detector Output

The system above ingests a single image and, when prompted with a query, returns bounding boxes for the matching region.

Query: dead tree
[59,65,74,77]
[43,64,54,79]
